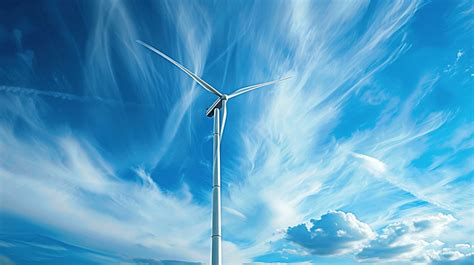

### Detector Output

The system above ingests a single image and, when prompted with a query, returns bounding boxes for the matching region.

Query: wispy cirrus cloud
[217,1,473,262]
[218,0,443,259]
[1,0,472,264]
[0,96,209,262]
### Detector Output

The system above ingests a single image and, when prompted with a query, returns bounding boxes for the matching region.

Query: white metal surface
[228,76,292,99]
[136,40,223,97]
[211,108,222,265]
[220,99,227,139]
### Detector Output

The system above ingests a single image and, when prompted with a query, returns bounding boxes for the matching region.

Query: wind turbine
[136,40,291,265]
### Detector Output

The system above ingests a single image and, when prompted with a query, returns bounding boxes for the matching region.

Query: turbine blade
[228,76,292,99]
[220,99,227,140]
[136,40,223,97]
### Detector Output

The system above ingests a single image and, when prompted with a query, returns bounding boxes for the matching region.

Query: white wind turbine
[137,40,291,265]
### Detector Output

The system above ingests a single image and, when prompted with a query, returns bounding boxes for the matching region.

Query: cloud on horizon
[357,213,456,263]
[282,211,472,264]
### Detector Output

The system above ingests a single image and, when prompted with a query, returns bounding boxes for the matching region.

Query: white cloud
[455,244,472,249]
[357,213,456,263]
[280,211,471,264]
[0,256,16,265]
[286,211,375,255]
[360,86,389,105]
[351,152,388,175]
[444,49,467,75]
[223,206,247,220]
[0,96,209,262]
[456,50,464,62]
[430,252,474,265]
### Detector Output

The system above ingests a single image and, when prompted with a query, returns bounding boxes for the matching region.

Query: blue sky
[0,0,473,264]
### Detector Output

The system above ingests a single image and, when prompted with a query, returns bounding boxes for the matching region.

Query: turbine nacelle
[206,96,225,117]
[206,94,230,117]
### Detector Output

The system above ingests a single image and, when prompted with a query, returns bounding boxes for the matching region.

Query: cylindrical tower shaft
[211,108,222,265]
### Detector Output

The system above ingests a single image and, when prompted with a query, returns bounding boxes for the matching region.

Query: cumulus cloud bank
[285,211,472,264]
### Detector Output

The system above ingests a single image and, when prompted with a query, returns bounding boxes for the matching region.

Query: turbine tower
[137,40,291,265]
